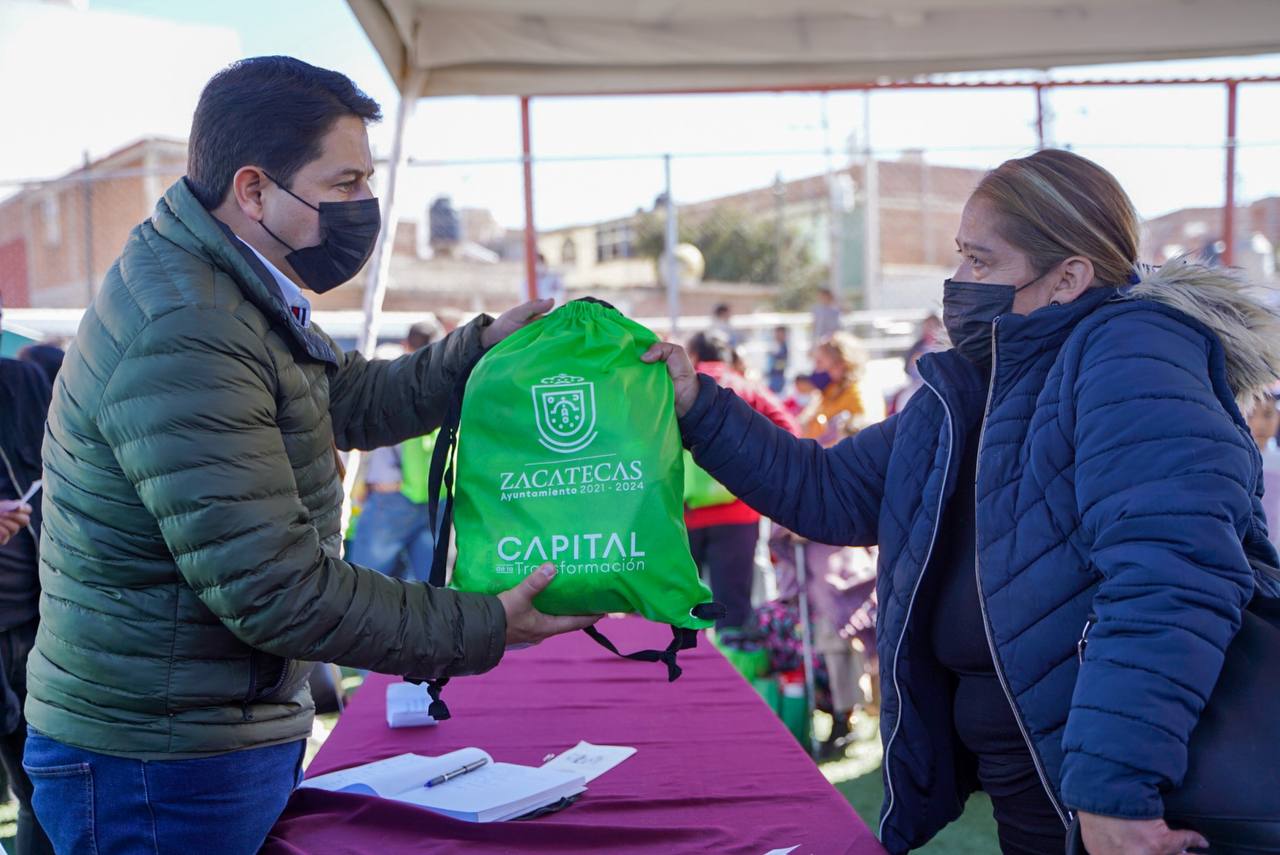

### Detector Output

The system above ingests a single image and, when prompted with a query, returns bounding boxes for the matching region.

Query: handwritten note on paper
[540,741,636,783]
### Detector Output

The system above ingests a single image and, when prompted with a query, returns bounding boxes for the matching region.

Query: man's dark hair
[686,330,732,364]
[712,303,731,318]
[187,56,382,209]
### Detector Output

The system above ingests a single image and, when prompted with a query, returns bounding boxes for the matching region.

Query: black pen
[425,758,488,788]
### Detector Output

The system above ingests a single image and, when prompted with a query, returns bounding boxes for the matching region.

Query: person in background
[347,316,448,582]
[683,331,798,630]
[800,332,867,443]
[766,325,789,395]
[782,373,817,417]
[535,252,566,306]
[886,340,928,417]
[812,288,842,342]
[15,344,64,387]
[784,329,878,760]
[710,302,739,347]
[918,312,945,349]
[1247,393,1280,548]
[0,301,56,855]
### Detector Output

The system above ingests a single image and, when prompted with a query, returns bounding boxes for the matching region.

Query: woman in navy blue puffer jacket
[645,150,1280,855]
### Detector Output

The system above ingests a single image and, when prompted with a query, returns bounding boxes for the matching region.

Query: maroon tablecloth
[263,618,886,855]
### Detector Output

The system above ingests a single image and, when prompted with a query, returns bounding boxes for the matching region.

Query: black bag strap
[427,351,481,588]
[581,603,726,682]
[582,625,696,682]
[421,348,489,718]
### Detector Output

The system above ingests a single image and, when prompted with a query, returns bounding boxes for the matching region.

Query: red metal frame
[1224,81,1240,267]
[521,96,538,301]
[517,75,1280,282]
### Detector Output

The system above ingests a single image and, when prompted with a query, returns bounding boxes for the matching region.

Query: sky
[1,0,1278,231]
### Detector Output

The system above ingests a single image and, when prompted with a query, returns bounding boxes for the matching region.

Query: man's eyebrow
[331,167,374,181]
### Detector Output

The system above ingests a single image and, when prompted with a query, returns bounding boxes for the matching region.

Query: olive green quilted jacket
[27,178,506,758]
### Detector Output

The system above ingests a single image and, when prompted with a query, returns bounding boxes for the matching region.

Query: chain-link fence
[5,83,1279,399]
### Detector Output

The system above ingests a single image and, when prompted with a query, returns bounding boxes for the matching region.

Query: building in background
[535,154,987,315]
[0,138,186,308]
[1142,196,1280,283]
[7,137,1274,321]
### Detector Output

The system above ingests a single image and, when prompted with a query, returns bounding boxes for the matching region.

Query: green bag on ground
[424,299,721,716]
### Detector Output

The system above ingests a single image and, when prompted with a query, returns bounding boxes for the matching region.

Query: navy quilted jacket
[680,283,1280,853]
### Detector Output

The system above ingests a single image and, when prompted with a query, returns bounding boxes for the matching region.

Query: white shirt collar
[236,237,311,327]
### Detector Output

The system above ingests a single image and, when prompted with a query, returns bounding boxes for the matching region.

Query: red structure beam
[521,96,538,301]
[1224,81,1239,268]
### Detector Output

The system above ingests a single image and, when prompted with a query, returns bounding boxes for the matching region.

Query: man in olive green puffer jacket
[23,56,597,854]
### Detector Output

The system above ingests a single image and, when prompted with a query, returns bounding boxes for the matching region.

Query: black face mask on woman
[258,172,381,294]
[942,271,1046,366]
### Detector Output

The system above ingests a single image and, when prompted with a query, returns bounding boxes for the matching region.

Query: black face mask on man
[941,271,1046,366]
[258,172,381,293]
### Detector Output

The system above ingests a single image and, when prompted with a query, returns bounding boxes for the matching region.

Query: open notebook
[299,749,586,823]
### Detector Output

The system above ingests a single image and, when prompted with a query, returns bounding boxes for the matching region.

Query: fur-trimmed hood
[1124,257,1280,407]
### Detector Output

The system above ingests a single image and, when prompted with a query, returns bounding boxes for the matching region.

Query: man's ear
[1052,256,1095,303]
[231,166,269,222]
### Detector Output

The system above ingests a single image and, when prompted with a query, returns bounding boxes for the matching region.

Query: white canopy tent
[338,0,1280,531]
[349,0,1280,97]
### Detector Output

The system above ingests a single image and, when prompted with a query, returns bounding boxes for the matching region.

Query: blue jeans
[347,491,438,582]
[24,728,304,855]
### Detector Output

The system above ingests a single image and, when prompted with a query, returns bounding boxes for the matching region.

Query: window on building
[594,221,635,263]
[561,237,577,264]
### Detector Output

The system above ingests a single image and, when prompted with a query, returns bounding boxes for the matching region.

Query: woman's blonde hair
[973,149,1140,286]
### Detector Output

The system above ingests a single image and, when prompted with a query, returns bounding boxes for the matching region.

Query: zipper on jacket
[1077,613,1097,664]
[973,317,1070,828]
[878,374,957,843]
[242,653,258,722]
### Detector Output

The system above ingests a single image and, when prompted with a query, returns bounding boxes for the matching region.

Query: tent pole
[663,153,680,338]
[1034,83,1046,150]
[358,68,426,357]
[522,96,538,301]
[1223,80,1238,268]
[341,67,427,539]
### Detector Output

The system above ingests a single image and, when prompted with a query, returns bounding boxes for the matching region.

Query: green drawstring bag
[424,299,722,718]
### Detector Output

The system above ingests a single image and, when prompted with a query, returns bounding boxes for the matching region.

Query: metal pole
[1034,83,1046,150]
[861,92,880,312]
[793,540,819,760]
[82,151,94,301]
[357,69,426,357]
[773,173,786,288]
[522,96,538,301]
[1223,80,1239,268]
[663,153,679,338]
[342,67,427,536]
[822,93,842,302]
